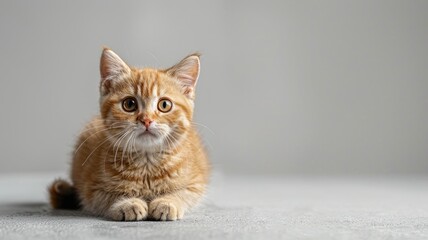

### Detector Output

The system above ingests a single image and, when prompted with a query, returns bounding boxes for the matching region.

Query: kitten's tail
[48,178,80,210]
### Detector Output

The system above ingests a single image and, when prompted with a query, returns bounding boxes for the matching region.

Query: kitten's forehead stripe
[150,81,157,98]
[133,71,140,96]
[139,69,156,98]
[137,84,142,101]
[141,70,149,97]
[156,72,162,96]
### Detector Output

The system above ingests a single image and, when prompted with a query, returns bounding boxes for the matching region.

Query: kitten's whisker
[163,131,183,151]
[88,118,128,123]
[120,130,134,168]
[203,137,214,151]
[114,129,132,170]
[127,132,134,164]
[110,132,124,169]
[172,132,204,155]
[132,132,138,155]
[121,129,135,166]
[77,125,128,136]
[112,131,126,169]
[111,128,132,168]
[129,132,139,164]
[79,119,130,130]
[167,136,179,151]
[189,124,214,150]
[103,136,117,169]
[191,122,215,135]
[162,130,177,151]
[167,129,200,153]
[75,126,127,155]
[78,122,128,133]
[163,134,173,151]
[131,132,143,161]
[125,133,132,163]
[81,129,127,166]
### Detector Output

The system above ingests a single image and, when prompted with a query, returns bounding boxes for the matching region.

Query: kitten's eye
[157,98,173,113]
[122,97,138,112]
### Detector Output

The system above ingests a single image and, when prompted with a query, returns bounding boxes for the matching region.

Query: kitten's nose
[141,118,153,128]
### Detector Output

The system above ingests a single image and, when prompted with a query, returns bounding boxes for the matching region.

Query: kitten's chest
[107,154,185,201]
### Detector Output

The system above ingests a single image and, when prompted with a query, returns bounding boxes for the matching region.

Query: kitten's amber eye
[122,97,138,112]
[158,98,173,113]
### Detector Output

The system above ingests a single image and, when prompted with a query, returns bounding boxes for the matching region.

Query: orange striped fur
[48,48,210,221]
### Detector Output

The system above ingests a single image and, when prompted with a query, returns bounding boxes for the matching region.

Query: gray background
[0,0,427,175]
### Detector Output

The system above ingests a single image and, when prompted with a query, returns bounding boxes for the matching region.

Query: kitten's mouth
[138,130,156,137]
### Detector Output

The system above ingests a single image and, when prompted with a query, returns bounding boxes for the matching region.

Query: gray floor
[1,173,428,240]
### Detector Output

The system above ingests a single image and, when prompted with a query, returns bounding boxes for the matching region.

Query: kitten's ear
[99,48,131,94]
[166,53,200,99]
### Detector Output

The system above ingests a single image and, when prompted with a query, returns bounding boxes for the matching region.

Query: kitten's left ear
[166,53,200,99]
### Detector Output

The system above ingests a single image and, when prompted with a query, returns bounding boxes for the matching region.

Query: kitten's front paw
[108,198,148,221]
[149,199,184,221]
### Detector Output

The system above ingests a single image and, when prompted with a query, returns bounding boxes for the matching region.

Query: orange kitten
[49,48,210,221]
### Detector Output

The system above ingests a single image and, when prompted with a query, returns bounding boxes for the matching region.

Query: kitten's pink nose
[142,118,153,129]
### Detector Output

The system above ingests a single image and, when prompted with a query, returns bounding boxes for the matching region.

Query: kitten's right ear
[100,48,131,95]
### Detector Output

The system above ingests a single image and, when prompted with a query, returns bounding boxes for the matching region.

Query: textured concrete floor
[0,173,428,240]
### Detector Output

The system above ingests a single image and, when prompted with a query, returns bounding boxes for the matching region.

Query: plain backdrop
[0,0,427,175]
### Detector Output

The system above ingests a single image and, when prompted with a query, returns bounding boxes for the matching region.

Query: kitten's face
[99,49,200,152]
